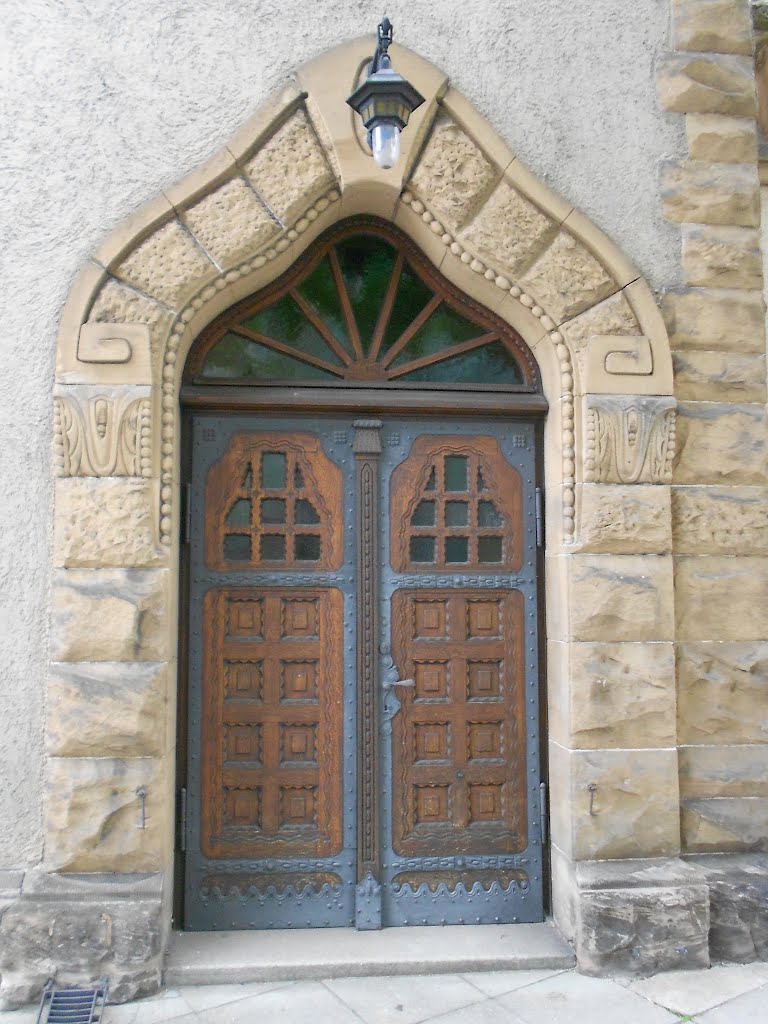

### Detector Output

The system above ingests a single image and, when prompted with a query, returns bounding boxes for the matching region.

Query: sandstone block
[0,896,162,1008]
[686,854,768,962]
[567,641,676,748]
[519,231,616,325]
[560,292,640,378]
[681,223,762,289]
[88,279,175,366]
[661,161,759,227]
[568,554,674,642]
[686,113,758,165]
[54,478,162,568]
[577,884,710,976]
[45,757,165,872]
[569,748,680,860]
[114,219,217,310]
[584,396,677,485]
[676,555,768,640]
[682,797,768,852]
[680,745,768,798]
[576,484,672,554]
[182,176,278,268]
[244,109,336,225]
[673,403,767,484]
[458,180,557,279]
[662,288,765,351]
[672,486,768,554]
[657,53,756,117]
[47,662,167,758]
[677,641,768,744]
[409,116,498,233]
[672,350,766,402]
[672,0,753,55]
[50,569,170,662]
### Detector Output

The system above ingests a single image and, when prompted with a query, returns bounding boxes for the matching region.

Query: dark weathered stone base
[0,873,164,1009]
[685,853,768,963]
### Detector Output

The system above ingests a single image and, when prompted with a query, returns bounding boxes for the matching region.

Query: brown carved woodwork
[390,436,523,572]
[201,586,344,859]
[205,432,343,571]
[390,588,527,857]
[353,420,382,883]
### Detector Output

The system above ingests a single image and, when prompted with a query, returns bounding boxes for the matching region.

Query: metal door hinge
[181,483,192,545]
[535,487,544,548]
[178,787,187,851]
[539,781,548,845]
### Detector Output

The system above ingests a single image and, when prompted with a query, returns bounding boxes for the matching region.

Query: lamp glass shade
[370,123,400,169]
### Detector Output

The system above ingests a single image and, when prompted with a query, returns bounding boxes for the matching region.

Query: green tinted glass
[398,340,523,385]
[381,260,433,353]
[245,295,343,366]
[201,333,337,381]
[389,305,480,370]
[296,256,351,354]
[336,236,398,354]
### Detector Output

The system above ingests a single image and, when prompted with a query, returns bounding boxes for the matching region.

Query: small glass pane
[478,500,503,527]
[412,500,436,526]
[295,499,320,524]
[478,536,503,563]
[226,499,251,528]
[381,260,438,355]
[224,534,251,561]
[424,467,436,491]
[296,256,351,355]
[336,236,398,354]
[294,466,305,489]
[445,501,468,526]
[244,294,343,367]
[389,305,480,369]
[261,498,286,524]
[260,534,286,560]
[444,456,468,492]
[200,332,338,381]
[410,536,436,563]
[295,535,321,561]
[262,452,286,489]
[396,340,524,386]
[242,465,253,490]
[445,537,469,563]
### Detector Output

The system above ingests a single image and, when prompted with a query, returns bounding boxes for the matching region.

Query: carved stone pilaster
[353,419,383,929]
[53,386,152,478]
[585,395,677,484]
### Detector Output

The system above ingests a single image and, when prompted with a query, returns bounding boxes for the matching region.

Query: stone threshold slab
[164,922,575,986]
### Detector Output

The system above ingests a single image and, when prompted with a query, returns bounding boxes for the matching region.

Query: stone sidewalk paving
[3,962,768,1024]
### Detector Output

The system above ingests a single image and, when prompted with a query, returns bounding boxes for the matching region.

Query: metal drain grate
[37,978,109,1024]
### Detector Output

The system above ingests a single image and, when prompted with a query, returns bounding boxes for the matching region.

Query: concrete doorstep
[163,922,575,986]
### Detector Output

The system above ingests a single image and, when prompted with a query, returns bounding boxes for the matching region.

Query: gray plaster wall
[0,0,683,868]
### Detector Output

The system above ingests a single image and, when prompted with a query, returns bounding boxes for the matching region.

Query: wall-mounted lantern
[346,18,425,170]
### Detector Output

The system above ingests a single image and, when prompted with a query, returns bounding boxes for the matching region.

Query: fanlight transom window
[187,224,538,390]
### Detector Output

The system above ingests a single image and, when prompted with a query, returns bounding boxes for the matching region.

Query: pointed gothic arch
[36,36,680,1001]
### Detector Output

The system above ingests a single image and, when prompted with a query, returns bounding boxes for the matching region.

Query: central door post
[353,419,384,929]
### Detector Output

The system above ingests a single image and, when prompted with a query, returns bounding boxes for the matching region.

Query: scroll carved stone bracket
[584,335,655,395]
[584,394,677,484]
[58,322,153,385]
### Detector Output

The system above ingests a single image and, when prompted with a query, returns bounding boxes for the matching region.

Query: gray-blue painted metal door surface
[184,414,544,930]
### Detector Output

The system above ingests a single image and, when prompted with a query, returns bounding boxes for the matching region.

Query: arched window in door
[185,221,540,391]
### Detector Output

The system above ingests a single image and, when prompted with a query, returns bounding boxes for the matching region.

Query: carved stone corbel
[53,387,152,478]
[584,395,676,484]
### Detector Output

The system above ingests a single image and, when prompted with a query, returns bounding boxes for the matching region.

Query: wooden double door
[182,413,544,930]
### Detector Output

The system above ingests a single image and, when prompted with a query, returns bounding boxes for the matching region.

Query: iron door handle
[383,678,415,689]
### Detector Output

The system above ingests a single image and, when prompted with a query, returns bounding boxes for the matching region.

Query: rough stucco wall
[0,0,682,868]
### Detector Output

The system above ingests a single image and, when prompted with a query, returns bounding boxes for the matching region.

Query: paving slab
[496,971,680,1024]
[164,923,575,986]
[194,980,361,1024]
[325,973,483,1024]
[462,968,569,997]
[176,980,292,1012]
[630,962,768,1015]
[697,981,768,1023]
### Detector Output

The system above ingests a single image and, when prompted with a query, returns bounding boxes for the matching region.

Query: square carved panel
[227,598,263,638]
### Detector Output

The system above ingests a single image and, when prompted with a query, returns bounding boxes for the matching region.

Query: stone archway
[2,37,685,1007]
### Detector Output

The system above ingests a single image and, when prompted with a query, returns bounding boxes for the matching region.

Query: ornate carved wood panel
[201,586,343,860]
[390,588,526,857]
[205,432,343,571]
[389,436,523,572]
